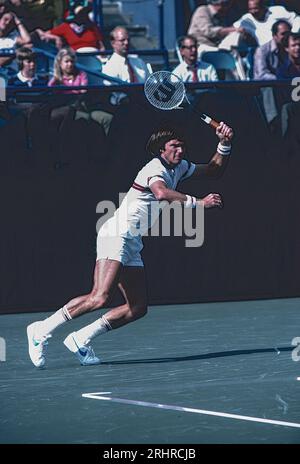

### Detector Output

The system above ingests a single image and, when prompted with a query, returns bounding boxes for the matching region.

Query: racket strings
[144,71,186,110]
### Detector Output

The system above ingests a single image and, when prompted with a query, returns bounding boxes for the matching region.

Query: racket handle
[201,113,219,129]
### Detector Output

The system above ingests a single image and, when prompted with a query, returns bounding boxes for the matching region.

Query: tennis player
[27,122,233,368]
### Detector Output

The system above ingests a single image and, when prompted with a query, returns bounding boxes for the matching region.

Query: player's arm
[190,122,234,179]
[149,180,222,209]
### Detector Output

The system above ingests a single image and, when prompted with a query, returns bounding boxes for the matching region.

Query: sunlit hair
[177,34,197,49]
[110,26,128,42]
[53,48,77,83]
[146,129,185,156]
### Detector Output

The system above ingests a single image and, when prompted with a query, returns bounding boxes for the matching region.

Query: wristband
[217,142,231,156]
[184,194,197,208]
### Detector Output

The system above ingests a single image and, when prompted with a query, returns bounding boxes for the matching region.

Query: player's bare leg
[106,266,148,328]
[64,266,148,365]
[65,259,122,318]
[27,259,122,367]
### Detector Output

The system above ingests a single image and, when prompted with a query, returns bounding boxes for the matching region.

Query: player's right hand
[198,193,223,209]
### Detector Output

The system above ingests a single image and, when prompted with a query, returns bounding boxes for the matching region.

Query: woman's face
[0,13,13,33]
[60,55,75,75]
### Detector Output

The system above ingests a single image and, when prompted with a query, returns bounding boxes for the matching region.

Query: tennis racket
[144,71,219,129]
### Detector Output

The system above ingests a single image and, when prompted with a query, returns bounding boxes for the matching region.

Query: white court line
[82,392,300,429]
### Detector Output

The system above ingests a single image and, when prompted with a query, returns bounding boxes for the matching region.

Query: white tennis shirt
[100,157,196,239]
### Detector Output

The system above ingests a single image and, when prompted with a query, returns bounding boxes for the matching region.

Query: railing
[5,79,296,95]
[0,46,170,78]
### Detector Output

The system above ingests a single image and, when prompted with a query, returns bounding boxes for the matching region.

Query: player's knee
[132,304,148,320]
[87,292,110,311]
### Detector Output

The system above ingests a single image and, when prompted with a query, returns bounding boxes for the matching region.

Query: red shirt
[50,22,103,51]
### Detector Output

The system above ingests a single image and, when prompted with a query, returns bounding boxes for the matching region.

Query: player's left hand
[216,122,234,143]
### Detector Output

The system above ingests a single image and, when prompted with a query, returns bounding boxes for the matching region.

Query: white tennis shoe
[27,322,51,368]
[63,332,101,366]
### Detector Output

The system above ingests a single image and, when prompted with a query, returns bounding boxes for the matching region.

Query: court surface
[1,298,300,444]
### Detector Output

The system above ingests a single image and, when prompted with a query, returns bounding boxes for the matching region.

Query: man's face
[286,36,300,61]
[212,0,231,16]
[248,0,266,21]
[112,28,129,57]
[22,58,36,76]
[160,139,185,166]
[180,38,197,65]
[273,23,291,46]
[73,6,88,25]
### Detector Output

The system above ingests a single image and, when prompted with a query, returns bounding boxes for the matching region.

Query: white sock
[35,306,72,339]
[75,315,112,346]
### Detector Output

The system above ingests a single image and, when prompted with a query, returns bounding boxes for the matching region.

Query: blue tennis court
[1,297,299,444]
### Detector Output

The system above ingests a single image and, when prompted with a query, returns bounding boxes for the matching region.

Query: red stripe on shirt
[132,182,147,192]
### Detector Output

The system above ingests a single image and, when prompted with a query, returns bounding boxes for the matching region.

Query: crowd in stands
[1,0,300,146]
[1,0,299,82]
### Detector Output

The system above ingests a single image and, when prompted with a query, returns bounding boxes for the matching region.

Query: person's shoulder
[102,52,118,69]
[48,76,57,86]
[145,157,168,173]
[269,5,289,15]
[173,62,185,74]
[195,4,210,13]
[51,21,68,33]
[128,54,147,66]
[8,75,22,86]
[236,7,258,23]
[257,39,273,53]
[79,70,88,78]
[196,4,211,17]
[175,159,193,178]
[106,52,119,63]
[145,157,162,169]
[136,158,163,179]
[198,60,214,71]
[176,159,190,170]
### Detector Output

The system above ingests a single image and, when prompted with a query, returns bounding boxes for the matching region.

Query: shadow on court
[1,298,300,444]
[101,346,293,365]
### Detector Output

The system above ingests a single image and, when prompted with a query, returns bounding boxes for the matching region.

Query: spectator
[276,31,300,78]
[103,26,151,83]
[49,47,113,135]
[48,47,87,93]
[66,1,89,21]
[233,0,300,47]
[102,26,151,106]
[173,34,218,82]
[6,0,63,32]
[37,5,104,53]
[257,30,300,132]
[0,0,5,16]
[187,0,252,55]
[253,19,291,79]
[0,9,31,70]
[272,1,300,15]
[0,10,31,48]
[8,46,47,86]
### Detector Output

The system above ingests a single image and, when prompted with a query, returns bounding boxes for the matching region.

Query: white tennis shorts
[96,228,144,267]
